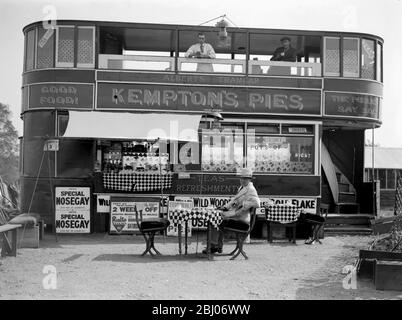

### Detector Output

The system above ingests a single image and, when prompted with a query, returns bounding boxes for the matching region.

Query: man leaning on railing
[185,32,216,72]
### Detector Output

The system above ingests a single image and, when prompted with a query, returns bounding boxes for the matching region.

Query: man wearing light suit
[204,168,261,254]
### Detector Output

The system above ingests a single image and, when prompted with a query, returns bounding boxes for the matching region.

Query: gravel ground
[1,233,402,300]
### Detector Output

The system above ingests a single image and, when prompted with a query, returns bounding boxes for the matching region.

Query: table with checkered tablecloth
[103,173,173,191]
[168,208,223,257]
[265,204,301,223]
[168,208,223,229]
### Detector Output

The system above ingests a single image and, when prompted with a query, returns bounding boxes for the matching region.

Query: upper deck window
[178,30,246,74]
[56,26,75,67]
[25,29,36,71]
[77,27,95,68]
[249,33,321,77]
[37,26,55,69]
[343,38,359,77]
[324,37,340,77]
[362,38,375,80]
[376,42,383,82]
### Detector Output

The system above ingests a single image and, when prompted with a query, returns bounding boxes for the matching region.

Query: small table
[265,204,301,244]
[168,208,223,260]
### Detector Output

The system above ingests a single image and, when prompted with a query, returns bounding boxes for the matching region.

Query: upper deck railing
[98,54,322,77]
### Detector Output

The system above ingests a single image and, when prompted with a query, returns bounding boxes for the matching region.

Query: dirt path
[1,233,402,300]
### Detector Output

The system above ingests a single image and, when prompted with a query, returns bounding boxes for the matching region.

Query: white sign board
[110,199,159,234]
[96,195,110,213]
[259,197,317,215]
[55,187,91,233]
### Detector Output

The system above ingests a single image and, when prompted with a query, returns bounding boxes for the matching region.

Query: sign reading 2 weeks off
[110,197,160,234]
[55,187,91,233]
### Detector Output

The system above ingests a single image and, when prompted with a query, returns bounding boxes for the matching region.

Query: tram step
[339,192,356,203]
[338,183,351,192]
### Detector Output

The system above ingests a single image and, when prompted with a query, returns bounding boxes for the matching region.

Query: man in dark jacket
[270,37,297,62]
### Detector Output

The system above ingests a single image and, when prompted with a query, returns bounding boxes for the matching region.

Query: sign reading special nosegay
[110,197,160,234]
[55,187,91,233]
[325,92,380,119]
[97,83,321,115]
[29,83,93,109]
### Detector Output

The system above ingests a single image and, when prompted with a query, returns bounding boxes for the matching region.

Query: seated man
[203,168,260,254]
[185,32,216,72]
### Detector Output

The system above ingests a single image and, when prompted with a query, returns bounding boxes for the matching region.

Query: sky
[0,0,401,147]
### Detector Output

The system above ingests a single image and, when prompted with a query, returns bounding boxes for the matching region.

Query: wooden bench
[0,223,22,257]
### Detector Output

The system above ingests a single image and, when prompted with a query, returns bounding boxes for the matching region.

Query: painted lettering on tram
[99,83,321,114]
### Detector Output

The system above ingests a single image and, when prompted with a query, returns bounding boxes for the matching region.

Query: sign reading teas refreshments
[97,83,321,115]
[29,83,93,109]
[324,92,380,119]
[55,187,91,233]
[110,197,160,234]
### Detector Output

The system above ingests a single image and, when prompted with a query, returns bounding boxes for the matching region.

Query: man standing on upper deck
[185,33,216,72]
[270,36,297,62]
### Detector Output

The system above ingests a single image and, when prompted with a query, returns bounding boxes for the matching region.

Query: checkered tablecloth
[265,204,301,224]
[168,208,223,229]
[103,173,173,191]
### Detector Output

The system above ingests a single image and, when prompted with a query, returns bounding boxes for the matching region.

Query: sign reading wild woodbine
[324,92,380,119]
[97,83,321,115]
[55,187,91,233]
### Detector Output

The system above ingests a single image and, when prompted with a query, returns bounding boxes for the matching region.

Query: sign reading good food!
[55,187,91,233]
[110,197,160,234]
[29,83,93,109]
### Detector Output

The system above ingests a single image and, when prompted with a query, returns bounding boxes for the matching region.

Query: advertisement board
[55,187,91,233]
[110,197,160,234]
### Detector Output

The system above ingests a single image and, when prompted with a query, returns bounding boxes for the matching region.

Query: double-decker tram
[20,20,383,235]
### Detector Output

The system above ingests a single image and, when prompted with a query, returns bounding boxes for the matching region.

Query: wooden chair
[0,207,21,257]
[220,208,257,260]
[134,205,170,257]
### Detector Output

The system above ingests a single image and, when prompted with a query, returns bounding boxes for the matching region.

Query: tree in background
[0,102,19,184]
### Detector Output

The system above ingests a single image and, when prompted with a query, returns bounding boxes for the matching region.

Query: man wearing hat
[204,168,260,254]
[270,36,297,62]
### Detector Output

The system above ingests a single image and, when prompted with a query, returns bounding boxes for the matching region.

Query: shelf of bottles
[102,141,173,192]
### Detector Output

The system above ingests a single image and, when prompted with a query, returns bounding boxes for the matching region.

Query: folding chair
[220,208,257,260]
[134,205,170,256]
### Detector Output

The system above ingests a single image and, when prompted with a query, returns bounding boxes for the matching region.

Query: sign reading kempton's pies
[96,82,321,115]
[324,92,380,119]
[29,83,93,109]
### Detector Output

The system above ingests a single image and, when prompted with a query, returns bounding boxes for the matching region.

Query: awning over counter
[62,111,202,142]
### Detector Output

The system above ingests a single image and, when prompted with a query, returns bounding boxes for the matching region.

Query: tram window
[387,169,396,190]
[247,124,280,134]
[324,37,340,76]
[343,38,359,78]
[56,26,75,67]
[25,29,36,71]
[179,30,246,74]
[249,34,321,76]
[201,129,244,173]
[361,39,375,80]
[37,26,54,69]
[247,135,314,174]
[376,42,383,82]
[77,27,95,68]
[378,169,386,189]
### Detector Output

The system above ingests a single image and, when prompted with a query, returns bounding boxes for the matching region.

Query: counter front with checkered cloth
[103,173,173,191]
[168,207,223,229]
[265,204,301,224]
